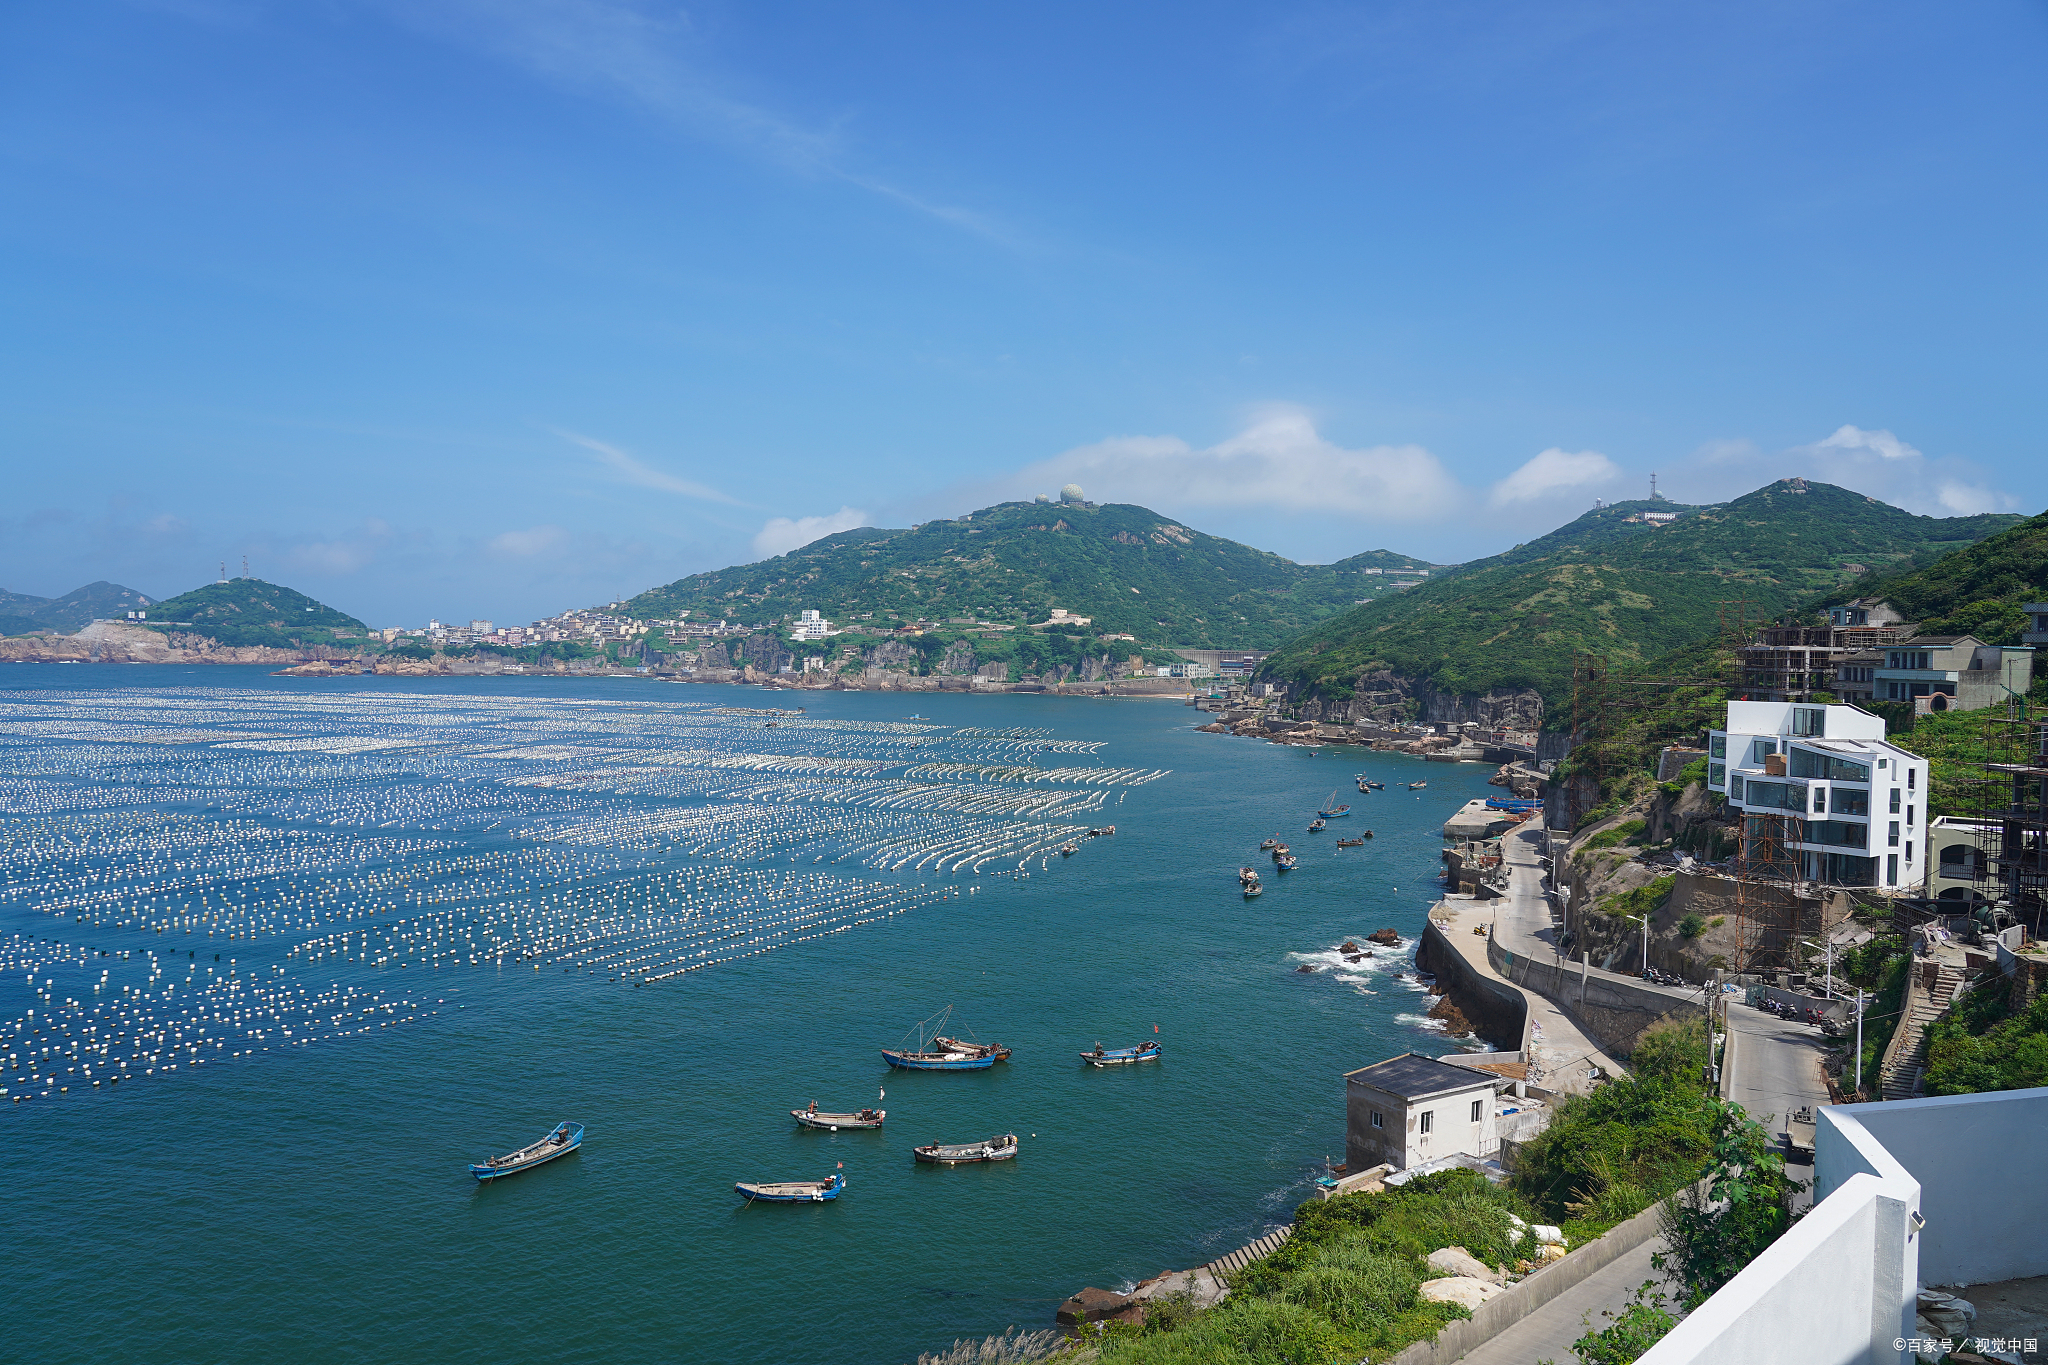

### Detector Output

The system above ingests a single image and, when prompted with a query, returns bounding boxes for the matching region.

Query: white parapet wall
[1638,1087,2048,1365]
[1818,1087,2048,1286]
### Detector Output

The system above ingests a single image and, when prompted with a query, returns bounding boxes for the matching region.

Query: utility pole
[1854,989,1868,1098]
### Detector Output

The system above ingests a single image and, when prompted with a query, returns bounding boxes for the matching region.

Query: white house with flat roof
[1344,1053,1497,1174]
[1708,701,1927,891]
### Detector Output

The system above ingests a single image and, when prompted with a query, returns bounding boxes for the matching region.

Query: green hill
[622,500,1445,649]
[143,578,372,651]
[0,581,158,634]
[1261,479,2022,720]
[1824,506,2048,644]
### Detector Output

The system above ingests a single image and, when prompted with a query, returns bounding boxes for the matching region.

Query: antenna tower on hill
[218,560,228,584]
[1650,473,1661,500]
[242,554,249,579]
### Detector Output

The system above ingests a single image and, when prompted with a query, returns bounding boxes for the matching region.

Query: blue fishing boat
[1318,789,1352,818]
[1082,1041,1162,1067]
[734,1172,845,1203]
[470,1121,583,1180]
[880,1005,1012,1070]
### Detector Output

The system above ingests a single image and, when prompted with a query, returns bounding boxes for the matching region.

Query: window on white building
[1419,1110,1433,1135]
[1469,1099,1483,1122]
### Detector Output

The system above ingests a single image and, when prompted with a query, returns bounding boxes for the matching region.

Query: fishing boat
[1318,790,1352,818]
[735,1172,845,1203]
[1407,781,1429,790]
[1336,837,1366,849]
[1269,842,1291,861]
[1274,854,1297,871]
[914,1134,1019,1164]
[1239,866,1263,897]
[881,1005,1012,1070]
[1259,836,1278,851]
[469,1120,584,1180]
[1307,817,1326,832]
[1059,844,1078,856]
[792,1105,886,1131]
[1082,1040,1162,1066]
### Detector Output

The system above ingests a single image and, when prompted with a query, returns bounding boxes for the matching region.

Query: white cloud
[558,429,741,504]
[489,525,568,557]
[1008,408,1461,522]
[1813,424,1920,462]
[1934,480,2005,516]
[752,507,870,559]
[1486,447,1621,508]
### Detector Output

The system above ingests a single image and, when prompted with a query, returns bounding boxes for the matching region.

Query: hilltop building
[1709,700,1927,891]
[793,609,835,642]
[1870,635,2034,713]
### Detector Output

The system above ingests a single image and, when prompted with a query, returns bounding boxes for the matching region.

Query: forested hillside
[0,581,157,634]
[144,579,373,651]
[623,500,1443,649]
[1261,479,2021,717]
[1825,506,2048,644]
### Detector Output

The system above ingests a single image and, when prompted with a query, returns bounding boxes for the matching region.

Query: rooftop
[1344,1052,1494,1100]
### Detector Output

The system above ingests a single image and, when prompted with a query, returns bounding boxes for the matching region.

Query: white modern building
[1709,701,1928,891]
[1344,1053,1497,1174]
[793,609,834,642]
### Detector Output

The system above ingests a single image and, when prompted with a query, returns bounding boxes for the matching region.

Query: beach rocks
[1418,1276,1504,1311]
[1295,964,1319,973]
[1367,928,1401,946]
[1426,1247,1501,1284]
[1340,940,1363,953]
[1056,1287,1139,1327]
[1132,1268,1228,1311]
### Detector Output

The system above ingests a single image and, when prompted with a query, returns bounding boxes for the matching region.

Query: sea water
[0,667,1497,1364]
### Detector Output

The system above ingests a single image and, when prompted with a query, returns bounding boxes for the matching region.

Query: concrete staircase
[1880,962,1965,1100]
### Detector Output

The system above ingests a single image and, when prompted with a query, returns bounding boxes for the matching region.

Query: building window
[1813,787,1826,814]
[1888,854,1899,884]
[1889,821,1900,847]
[1750,739,1778,764]
[1907,804,1914,828]
[1908,768,1916,791]
[1890,789,1901,813]
[1419,1110,1433,1135]
[1470,1099,1483,1123]
[1730,776,1745,801]
[1710,763,1726,788]
[1792,707,1826,737]
[1906,839,1913,865]
[1710,735,1726,759]
[1370,1110,1383,1129]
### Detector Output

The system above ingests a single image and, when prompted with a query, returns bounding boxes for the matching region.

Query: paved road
[1723,1000,1831,1197]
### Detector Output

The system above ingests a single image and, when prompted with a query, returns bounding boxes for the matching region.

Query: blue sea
[0,667,1495,1364]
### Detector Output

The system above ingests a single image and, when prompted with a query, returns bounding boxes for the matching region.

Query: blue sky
[3,1,2043,627]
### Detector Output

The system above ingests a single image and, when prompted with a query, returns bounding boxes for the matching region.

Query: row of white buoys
[0,682,1164,1108]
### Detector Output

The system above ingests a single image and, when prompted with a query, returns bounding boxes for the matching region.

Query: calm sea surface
[0,667,1495,1365]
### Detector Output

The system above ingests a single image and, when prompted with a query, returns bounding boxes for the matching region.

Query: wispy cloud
[752,507,870,559]
[488,524,568,558]
[1486,447,1620,508]
[387,0,1009,241]
[558,429,742,504]
[996,408,1463,523]
[1661,424,2019,516]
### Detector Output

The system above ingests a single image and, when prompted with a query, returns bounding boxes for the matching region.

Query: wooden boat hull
[1318,809,1351,818]
[913,1136,1018,1164]
[881,1049,996,1070]
[470,1122,584,1180]
[792,1109,885,1130]
[1081,1044,1161,1067]
[735,1173,845,1203]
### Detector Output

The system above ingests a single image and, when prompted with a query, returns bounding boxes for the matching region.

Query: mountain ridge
[621,500,1447,650]
[1260,479,2024,724]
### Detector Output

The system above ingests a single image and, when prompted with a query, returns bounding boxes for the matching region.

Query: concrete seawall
[1487,935,1706,1059]
[1417,920,1529,1053]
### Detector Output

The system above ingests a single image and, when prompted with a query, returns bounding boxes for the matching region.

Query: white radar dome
[1060,484,1084,503]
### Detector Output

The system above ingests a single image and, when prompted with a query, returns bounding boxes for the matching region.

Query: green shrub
[1657,1103,1805,1309]
[1923,974,2048,1095]
[1677,912,1707,940]
[1512,1075,1719,1230]
[1566,1279,1678,1364]
[1584,820,1647,850]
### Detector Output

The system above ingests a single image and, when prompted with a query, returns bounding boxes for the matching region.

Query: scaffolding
[1732,809,1808,971]
[1966,695,2048,935]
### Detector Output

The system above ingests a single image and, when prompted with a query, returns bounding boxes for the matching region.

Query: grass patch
[1584,820,1647,850]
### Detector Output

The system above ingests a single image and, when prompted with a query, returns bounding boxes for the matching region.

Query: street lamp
[1853,988,1869,1098]
[1623,912,1651,977]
